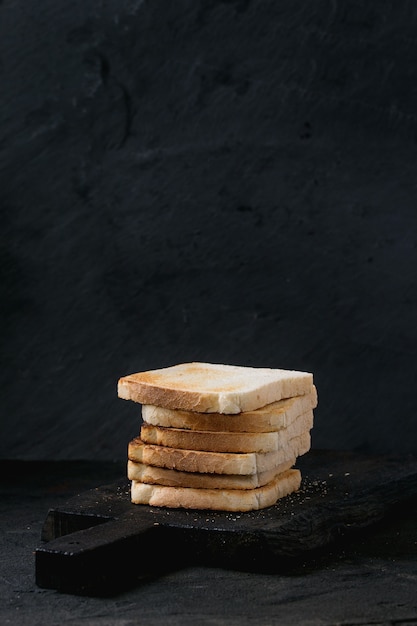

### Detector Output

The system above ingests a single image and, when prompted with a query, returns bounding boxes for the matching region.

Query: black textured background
[1,1,416,461]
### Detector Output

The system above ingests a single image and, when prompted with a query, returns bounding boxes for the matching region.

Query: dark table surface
[2,457,417,626]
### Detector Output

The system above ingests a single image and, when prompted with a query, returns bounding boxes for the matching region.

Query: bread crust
[127,459,294,489]
[141,386,317,432]
[140,410,313,453]
[118,362,313,413]
[130,469,302,511]
[128,432,311,475]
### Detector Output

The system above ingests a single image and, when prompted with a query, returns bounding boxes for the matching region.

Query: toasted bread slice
[130,469,302,511]
[127,459,294,489]
[118,362,313,413]
[140,410,313,454]
[128,431,311,475]
[141,386,317,432]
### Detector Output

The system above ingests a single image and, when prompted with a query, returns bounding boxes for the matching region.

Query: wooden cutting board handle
[36,513,174,595]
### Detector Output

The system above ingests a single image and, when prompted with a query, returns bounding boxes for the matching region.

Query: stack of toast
[118,362,317,512]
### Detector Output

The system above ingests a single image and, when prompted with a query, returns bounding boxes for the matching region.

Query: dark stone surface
[1,1,417,461]
[1,460,417,625]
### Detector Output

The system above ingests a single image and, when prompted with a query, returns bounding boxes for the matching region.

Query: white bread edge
[142,385,318,432]
[140,410,313,454]
[127,458,294,489]
[130,469,301,511]
[127,431,310,475]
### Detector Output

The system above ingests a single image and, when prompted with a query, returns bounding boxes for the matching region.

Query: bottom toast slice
[130,468,301,511]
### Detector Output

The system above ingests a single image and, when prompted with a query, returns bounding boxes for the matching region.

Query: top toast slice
[118,362,313,414]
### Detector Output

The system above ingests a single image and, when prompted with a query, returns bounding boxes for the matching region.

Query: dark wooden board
[35,450,417,596]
